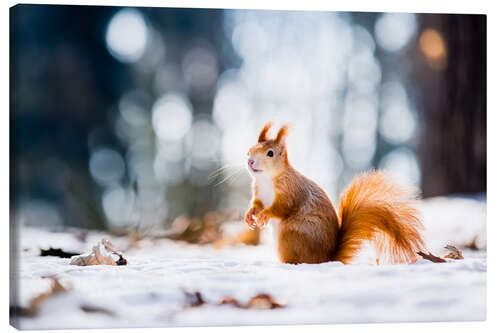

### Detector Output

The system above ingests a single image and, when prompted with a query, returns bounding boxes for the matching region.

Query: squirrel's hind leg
[277,228,331,264]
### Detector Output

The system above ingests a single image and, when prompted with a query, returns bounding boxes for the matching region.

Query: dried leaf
[12,277,69,317]
[183,291,205,308]
[219,297,242,307]
[70,239,126,266]
[444,245,464,259]
[115,255,127,266]
[215,228,261,249]
[101,239,124,257]
[218,294,283,309]
[464,235,479,250]
[246,293,283,309]
[182,291,283,310]
[80,304,115,316]
[102,238,128,265]
[10,305,32,317]
[40,248,80,258]
[166,210,240,245]
[417,251,447,263]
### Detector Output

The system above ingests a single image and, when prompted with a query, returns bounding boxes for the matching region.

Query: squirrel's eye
[267,150,274,157]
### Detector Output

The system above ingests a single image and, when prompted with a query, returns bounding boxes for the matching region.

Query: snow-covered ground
[11,195,486,329]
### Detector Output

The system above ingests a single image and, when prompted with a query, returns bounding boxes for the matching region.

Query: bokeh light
[379,81,417,144]
[11,6,486,236]
[106,9,426,222]
[212,81,252,131]
[152,93,193,142]
[119,90,151,127]
[105,8,149,63]
[182,45,218,93]
[419,28,447,70]
[342,93,378,170]
[187,119,220,169]
[379,147,421,187]
[102,186,137,227]
[375,13,417,52]
[89,147,126,186]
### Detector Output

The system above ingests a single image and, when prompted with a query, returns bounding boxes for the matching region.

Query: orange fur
[245,123,426,265]
[275,123,291,145]
[334,171,425,264]
[258,121,273,142]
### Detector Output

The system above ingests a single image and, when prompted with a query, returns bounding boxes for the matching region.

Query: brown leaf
[70,239,127,266]
[166,210,243,245]
[444,245,464,260]
[215,228,261,249]
[183,291,205,308]
[464,235,479,250]
[115,255,127,266]
[10,305,32,317]
[80,304,115,316]
[183,291,284,310]
[417,251,447,263]
[245,293,284,309]
[12,277,69,317]
[219,297,242,307]
[218,294,284,310]
[101,239,124,257]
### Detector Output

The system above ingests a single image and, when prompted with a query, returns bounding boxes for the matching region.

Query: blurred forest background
[10,5,486,235]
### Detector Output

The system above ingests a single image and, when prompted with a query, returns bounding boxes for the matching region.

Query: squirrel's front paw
[255,211,271,228]
[244,207,257,229]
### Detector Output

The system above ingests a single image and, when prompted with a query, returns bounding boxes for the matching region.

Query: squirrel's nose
[248,159,255,167]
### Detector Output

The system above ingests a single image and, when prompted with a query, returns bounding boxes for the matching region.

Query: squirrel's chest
[255,176,275,209]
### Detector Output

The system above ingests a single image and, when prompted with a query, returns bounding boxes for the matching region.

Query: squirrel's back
[274,168,339,264]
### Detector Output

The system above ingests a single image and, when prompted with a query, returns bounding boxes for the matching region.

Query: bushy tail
[333,171,425,264]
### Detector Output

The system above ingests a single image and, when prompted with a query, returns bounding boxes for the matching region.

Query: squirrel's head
[247,122,291,178]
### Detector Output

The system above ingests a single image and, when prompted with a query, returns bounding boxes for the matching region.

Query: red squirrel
[244,122,425,264]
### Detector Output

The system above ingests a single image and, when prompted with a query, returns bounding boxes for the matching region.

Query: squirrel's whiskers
[209,164,246,187]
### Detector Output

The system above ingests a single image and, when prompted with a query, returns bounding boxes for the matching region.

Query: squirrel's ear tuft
[258,121,273,142]
[275,124,291,145]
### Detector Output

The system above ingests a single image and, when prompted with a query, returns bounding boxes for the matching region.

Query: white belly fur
[256,174,275,209]
[270,218,280,244]
[255,174,280,242]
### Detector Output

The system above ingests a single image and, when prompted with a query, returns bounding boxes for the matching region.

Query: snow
[12,195,486,329]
